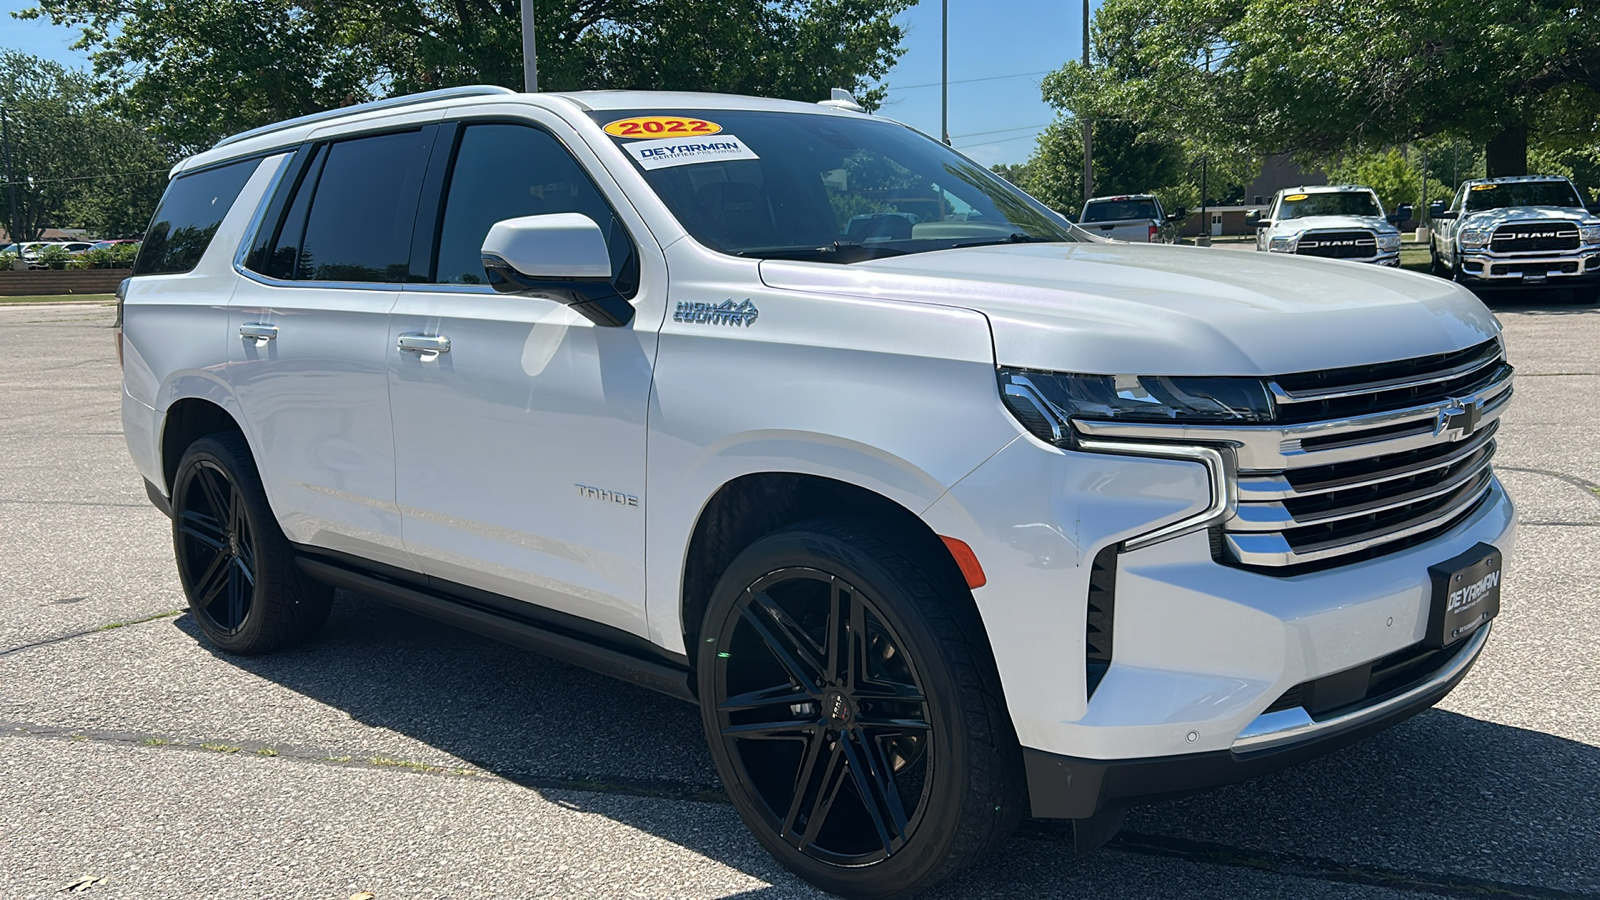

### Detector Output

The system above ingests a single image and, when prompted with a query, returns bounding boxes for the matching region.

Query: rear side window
[133,159,258,276]
[257,129,431,283]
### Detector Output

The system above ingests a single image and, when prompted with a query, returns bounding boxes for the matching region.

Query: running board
[295,557,696,703]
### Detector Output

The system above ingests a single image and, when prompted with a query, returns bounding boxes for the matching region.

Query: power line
[950,123,1052,139]
[954,132,1047,149]
[888,70,1053,92]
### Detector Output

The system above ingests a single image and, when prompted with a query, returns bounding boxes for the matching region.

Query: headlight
[1376,233,1401,252]
[1268,234,1297,253]
[999,369,1275,443]
[1459,228,1491,250]
[1580,224,1600,245]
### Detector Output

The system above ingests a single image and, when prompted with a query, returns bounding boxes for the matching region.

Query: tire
[696,518,1025,899]
[170,432,332,654]
[1430,244,1449,277]
[1574,284,1600,305]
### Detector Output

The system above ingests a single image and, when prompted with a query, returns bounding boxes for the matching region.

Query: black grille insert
[1489,261,1580,276]
[1490,223,1579,253]
[1085,545,1117,699]
[1262,638,1475,720]
[1295,231,1377,259]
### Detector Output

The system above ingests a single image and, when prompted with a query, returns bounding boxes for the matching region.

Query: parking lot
[2,294,1598,899]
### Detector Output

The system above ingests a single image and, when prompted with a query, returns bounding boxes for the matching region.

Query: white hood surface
[1458,205,1595,230]
[760,241,1500,376]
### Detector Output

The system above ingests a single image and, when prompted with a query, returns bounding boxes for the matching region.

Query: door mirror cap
[1245,209,1261,225]
[1388,204,1414,225]
[1165,206,1188,222]
[480,213,633,326]
[1429,200,1448,217]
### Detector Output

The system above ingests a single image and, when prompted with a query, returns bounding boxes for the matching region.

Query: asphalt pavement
[2,292,1598,899]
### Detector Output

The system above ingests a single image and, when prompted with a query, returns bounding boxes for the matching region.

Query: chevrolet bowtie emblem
[1435,395,1484,441]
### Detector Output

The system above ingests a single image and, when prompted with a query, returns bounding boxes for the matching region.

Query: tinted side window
[288,130,430,282]
[133,159,259,276]
[433,124,635,289]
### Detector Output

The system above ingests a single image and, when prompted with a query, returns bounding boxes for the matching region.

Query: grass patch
[255,747,279,757]
[97,608,184,631]
[200,743,242,754]
[141,738,171,746]
[368,755,441,773]
[1400,245,1431,274]
[0,293,115,305]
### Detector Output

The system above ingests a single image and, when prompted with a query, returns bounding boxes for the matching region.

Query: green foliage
[1012,119,1087,217]
[23,0,914,152]
[1043,0,1600,177]
[38,242,70,267]
[1325,149,1449,217]
[65,242,138,269]
[0,51,169,241]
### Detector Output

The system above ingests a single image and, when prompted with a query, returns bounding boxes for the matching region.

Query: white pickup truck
[1077,193,1186,243]
[1429,175,1600,301]
[120,86,1514,899]
[1248,185,1410,266]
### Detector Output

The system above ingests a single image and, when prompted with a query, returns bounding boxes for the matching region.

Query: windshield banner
[622,134,760,170]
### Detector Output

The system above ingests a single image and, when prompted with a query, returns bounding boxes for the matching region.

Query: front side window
[589,109,1077,262]
[134,158,259,276]
[1276,191,1383,220]
[257,129,431,283]
[1463,180,1583,212]
[432,123,635,287]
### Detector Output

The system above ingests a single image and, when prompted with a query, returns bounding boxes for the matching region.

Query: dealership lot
[2,297,1598,899]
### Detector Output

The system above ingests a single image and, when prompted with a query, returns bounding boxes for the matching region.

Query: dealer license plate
[1426,543,1502,648]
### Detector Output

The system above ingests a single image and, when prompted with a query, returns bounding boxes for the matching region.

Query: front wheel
[697,519,1025,899]
[1430,243,1449,277]
[171,433,332,654]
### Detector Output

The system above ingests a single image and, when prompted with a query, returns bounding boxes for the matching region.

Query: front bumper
[1023,621,1488,818]
[1458,248,1600,286]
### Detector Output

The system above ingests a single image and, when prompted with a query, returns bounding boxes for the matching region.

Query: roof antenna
[818,89,866,113]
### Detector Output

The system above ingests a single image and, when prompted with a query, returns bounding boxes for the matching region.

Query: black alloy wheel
[171,433,332,654]
[712,567,934,865]
[698,519,1025,899]
[177,458,258,634]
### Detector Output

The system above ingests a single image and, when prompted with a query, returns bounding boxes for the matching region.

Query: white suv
[120,86,1515,899]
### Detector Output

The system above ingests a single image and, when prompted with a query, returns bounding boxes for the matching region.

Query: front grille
[1263,638,1473,719]
[1223,340,1511,570]
[1490,222,1579,253]
[1295,230,1377,259]
[1489,260,1580,276]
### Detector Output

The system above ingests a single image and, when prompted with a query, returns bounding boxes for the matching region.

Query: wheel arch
[678,472,981,664]
[160,396,248,494]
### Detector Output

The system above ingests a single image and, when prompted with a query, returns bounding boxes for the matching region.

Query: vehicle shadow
[1474,285,1600,314]
[191,592,1600,898]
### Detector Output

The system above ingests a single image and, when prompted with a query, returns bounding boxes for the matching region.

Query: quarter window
[432,123,636,289]
[134,159,259,276]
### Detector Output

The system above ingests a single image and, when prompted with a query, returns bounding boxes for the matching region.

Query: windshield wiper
[948,233,1058,249]
[736,241,910,262]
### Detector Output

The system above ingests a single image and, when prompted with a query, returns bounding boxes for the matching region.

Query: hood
[1274,214,1396,234]
[759,242,1499,376]
[1459,205,1596,230]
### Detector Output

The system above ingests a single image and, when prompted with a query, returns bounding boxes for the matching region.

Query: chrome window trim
[232,154,296,275]
[1074,440,1235,551]
[1233,622,1491,752]
[233,263,400,293]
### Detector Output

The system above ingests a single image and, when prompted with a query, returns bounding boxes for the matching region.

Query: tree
[22,0,914,152]
[0,51,168,241]
[1323,148,1449,218]
[1043,0,1600,178]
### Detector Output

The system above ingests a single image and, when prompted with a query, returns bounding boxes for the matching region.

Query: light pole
[1082,0,1093,206]
[521,0,539,92]
[941,0,950,144]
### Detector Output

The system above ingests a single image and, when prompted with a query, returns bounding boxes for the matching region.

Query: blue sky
[1,0,1084,165]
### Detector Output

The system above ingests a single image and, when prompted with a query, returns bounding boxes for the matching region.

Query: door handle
[398,333,451,354]
[239,323,277,343]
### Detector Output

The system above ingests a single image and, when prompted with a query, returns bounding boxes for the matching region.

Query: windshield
[1463,180,1583,212]
[1277,191,1382,220]
[1080,199,1158,223]
[590,109,1077,261]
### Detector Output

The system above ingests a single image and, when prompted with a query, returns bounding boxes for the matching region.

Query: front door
[227,126,435,570]
[388,119,661,637]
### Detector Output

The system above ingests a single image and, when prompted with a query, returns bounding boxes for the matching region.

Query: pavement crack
[0,609,183,657]
[1498,466,1600,502]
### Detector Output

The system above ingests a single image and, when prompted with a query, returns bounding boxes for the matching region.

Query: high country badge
[675,299,760,327]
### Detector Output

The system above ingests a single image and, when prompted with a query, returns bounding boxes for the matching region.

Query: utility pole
[521,0,539,92]
[1081,0,1092,205]
[1,109,19,246]
[941,0,950,144]
[1420,145,1429,228]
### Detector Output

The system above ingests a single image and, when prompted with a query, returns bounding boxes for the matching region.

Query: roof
[1460,175,1573,185]
[548,90,853,114]
[1085,194,1157,202]
[1279,184,1376,195]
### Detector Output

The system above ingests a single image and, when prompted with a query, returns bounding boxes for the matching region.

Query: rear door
[387,113,666,638]
[226,124,437,570]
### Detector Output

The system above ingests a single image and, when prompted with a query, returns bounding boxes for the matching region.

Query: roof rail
[213,85,519,149]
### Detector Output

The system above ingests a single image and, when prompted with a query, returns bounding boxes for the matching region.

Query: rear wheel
[697,518,1024,899]
[171,433,332,654]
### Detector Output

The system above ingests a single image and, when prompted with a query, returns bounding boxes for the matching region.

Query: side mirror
[1245,209,1260,225]
[1388,204,1413,225]
[1166,206,1188,222]
[1429,200,1448,217]
[1588,203,1600,215]
[480,213,632,326]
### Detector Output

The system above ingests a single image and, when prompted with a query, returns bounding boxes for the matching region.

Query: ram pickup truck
[120,86,1515,899]
[1248,185,1410,265]
[1077,193,1186,243]
[1429,175,1600,301]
